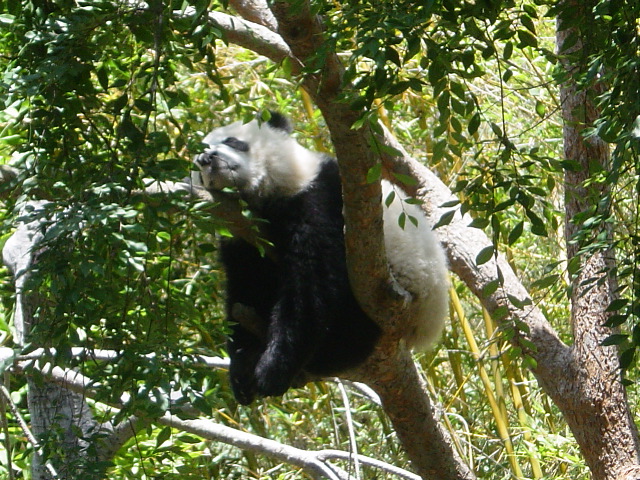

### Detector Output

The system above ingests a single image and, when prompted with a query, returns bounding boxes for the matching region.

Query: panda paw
[229,372,257,405]
[228,347,261,405]
[254,356,296,398]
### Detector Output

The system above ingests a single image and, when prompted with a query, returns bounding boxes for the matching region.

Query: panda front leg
[227,323,263,405]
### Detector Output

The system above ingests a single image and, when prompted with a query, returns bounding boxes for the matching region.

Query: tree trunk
[554,2,640,478]
[3,207,103,480]
[349,341,475,480]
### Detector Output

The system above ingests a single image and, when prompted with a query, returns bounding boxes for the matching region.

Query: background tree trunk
[3,209,103,480]
[552,2,640,478]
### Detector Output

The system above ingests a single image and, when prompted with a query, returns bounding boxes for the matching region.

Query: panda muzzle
[195,151,218,168]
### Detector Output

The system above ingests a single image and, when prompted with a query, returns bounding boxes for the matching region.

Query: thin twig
[336,380,361,480]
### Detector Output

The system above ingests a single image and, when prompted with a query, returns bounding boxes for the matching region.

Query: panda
[194,112,449,404]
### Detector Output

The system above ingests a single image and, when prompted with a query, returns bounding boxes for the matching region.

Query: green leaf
[398,212,406,229]
[522,355,538,370]
[517,29,538,48]
[507,294,532,309]
[483,279,500,297]
[508,221,524,245]
[378,143,404,157]
[492,305,509,321]
[366,163,382,183]
[428,60,446,84]
[391,172,417,186]
[503,41,514,61]
[0,14,15,25]
[520,14,536,34]
[135,98,154,113]
[384,190,396,207]
[619,347,636,370]
[281,56,293,76]
[531,274,559,290]
[385,46,401,66]
[606,299,628,312]
[469,217,489,229]
[119,115,144,146]
[476,245,495,266]
[468,113,481,135]
[97,66,109,91]
[604,314,627,328]
[434,210,455,228]
[404,36,421,62]
[111,93,128,114]
[156,426,172,448]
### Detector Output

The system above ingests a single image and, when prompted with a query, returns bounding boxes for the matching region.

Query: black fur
[222,158,381,404]
[265,111,292,133]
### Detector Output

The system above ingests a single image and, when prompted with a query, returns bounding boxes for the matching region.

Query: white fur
[196,118,449,350]
[381,181,449,350]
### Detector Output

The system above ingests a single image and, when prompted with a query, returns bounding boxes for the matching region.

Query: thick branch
[269,0,403,325]
[348,345,474,480]
[268,4,473,480]
[228,0,277,30]
[175,7,300,73]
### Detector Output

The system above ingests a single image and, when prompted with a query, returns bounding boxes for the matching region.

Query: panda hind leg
[252,312,313,398]
[253,340,302,398]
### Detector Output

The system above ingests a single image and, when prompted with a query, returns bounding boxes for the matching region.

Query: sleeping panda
[194,112,449,404]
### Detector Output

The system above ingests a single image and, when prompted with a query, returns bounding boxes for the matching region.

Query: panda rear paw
[254,356,297,398]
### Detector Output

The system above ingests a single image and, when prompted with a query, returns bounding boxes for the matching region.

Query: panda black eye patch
[222,137,250,152]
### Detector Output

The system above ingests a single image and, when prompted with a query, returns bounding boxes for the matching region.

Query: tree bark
[554,2,640,477]
[3,206,104,480]
[347,341,474,480]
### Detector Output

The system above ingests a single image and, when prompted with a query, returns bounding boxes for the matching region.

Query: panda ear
[265,111,293,134]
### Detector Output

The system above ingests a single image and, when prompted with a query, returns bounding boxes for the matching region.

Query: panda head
[194,112,323,198]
